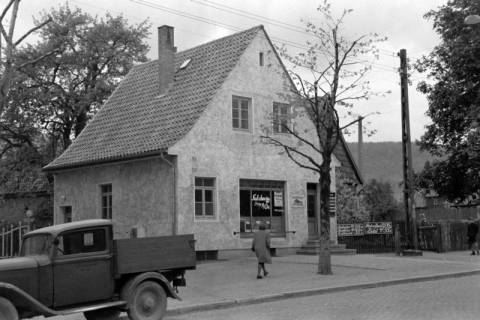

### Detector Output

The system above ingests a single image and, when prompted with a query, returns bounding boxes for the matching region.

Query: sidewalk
[166,250,480,316]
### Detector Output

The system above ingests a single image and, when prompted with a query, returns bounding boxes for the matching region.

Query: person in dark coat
[252,224,271,279]
[467,220,479,255]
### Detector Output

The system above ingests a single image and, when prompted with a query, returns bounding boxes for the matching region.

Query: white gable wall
[169,31,340,252]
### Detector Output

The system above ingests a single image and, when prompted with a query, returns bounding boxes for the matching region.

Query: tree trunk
[317,155,332,275]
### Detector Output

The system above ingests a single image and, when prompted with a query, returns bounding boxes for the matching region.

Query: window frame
[54,227,109,259]
[272,102,291,134]
[61,206,72,223]
[194,177,216,219]
[100,184,112,220]
[232,96,252,132]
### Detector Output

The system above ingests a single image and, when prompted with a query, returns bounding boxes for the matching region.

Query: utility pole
[398,49,418,251]
[357,116,363,174]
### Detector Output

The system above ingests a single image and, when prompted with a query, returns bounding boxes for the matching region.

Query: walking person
[467,220,479,255]
[252,224,271,279]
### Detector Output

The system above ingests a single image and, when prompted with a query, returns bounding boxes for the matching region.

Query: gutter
[160,152,177,235]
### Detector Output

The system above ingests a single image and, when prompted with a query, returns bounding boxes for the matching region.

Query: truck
[0,219,196,320]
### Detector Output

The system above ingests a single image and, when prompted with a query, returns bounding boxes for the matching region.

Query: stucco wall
[170,32,339,251]
[53,157,174,239]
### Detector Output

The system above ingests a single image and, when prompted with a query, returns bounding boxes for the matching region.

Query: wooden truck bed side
[113,234,196,275]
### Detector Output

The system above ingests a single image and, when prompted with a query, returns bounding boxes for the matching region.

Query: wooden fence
[0,222,30,258]
[417,206,480,221]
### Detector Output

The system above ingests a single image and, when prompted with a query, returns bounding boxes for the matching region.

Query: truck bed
[114,234,196,275]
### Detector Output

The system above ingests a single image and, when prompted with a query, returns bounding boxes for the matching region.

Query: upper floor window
[273,102,290,133]
[232,96,251,131]
[101,184,112,219]
[259,52,264,66]
[195,177,216,218]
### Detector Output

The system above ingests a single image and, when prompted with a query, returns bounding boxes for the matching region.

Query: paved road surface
[165,274,480,320]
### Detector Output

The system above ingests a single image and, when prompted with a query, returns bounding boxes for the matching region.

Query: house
[44,25,362,257]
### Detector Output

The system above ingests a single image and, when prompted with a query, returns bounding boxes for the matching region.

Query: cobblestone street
[166,274,480,320]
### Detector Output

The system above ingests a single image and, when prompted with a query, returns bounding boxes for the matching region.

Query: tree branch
[14,16,52,46]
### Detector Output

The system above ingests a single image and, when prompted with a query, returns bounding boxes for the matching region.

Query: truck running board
[57,300,127,315]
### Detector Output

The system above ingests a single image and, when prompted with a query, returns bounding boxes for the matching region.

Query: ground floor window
[61,206,72,223]
[100,184,112,219]
[195,177,216,218]
[239,179,285,236]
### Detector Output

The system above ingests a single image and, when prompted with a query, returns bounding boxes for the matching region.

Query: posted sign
[337,222,393,236]
[364,222,392,234]
[337,223,364,236]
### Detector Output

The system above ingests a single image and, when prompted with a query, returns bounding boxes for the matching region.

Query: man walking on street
[252,224,271,279]
[467,220,479,255]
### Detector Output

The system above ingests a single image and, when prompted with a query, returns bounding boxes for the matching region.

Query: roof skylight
[179,58,192,70]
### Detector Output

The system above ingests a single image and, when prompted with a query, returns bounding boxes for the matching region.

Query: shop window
[100,184,112,219]
[239,179,285,236]
[232,96,251,131]
[273,102,290,133]
[195,177,216,218]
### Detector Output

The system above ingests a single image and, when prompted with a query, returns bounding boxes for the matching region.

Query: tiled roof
[44,26,263,171]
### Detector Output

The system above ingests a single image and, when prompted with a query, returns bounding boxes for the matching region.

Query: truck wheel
[0,297,18,320]
[84,307,121,320]
[127,281,167,320]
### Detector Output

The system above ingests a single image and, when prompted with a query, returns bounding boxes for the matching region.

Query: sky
[7,0,449,142]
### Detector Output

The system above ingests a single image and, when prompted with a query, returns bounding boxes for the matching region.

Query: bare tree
[261,2,387,274]
[0,0,52,114]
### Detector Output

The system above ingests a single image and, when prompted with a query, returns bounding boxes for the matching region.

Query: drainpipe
[160,152,177,235]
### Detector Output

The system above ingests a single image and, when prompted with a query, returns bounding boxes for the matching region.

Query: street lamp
[465,15,480,25]
[25,207,33,231]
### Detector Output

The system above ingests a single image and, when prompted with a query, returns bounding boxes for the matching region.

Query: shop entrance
[307,183,319,238]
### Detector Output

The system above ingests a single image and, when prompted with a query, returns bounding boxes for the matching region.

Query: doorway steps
[296,239,356,255]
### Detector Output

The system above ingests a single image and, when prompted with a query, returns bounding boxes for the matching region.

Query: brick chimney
[158,25,176,95]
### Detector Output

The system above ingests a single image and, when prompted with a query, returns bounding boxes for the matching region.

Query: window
[61,206,72,223]
[259,52,264,66]
[195,177,216,217]
[273,102,290,133]
[232,96,251,130]
[239,179,285,236]
[101,184,112,219]
[56,228,107,256]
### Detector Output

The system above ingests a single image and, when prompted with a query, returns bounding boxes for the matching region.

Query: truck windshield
[21,234,52,256]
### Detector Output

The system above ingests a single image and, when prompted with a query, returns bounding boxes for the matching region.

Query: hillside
[346,142,438,200]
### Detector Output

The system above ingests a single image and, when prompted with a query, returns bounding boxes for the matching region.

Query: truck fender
[121,272,181,306]
[0,282,58,317]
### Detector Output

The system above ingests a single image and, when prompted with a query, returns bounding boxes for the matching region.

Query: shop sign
[291,194,304,207]
[252,193,271,210]
[274,192,283,207]
[337,223,364,236]
[364,222,393,234]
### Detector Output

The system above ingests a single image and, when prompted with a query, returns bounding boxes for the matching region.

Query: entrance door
[307,183,318,238]
[53,227,114,307]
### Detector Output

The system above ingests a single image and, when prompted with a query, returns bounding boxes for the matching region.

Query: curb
[165,269,480,316]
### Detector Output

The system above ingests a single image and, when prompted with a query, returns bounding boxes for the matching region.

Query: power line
[190,0,306,34]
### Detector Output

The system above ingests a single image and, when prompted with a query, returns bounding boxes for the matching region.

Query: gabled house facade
[44,25,362,256]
